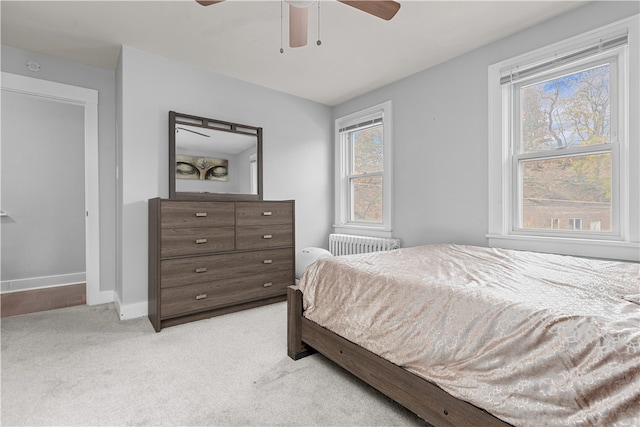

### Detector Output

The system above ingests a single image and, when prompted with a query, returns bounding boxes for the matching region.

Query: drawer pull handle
[262,211,272,216]
[195,293,208,300]
[195,238,208,244]
[195,267,207,273]
[263,259,273,264]
[263,282,273,288]
[263,234,272,239]
[195,212,207,217]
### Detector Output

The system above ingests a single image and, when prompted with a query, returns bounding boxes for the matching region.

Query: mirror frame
[169,111,263,201]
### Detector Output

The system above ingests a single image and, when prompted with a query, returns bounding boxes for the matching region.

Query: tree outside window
[517,62,614,233]
[348,125,383,223]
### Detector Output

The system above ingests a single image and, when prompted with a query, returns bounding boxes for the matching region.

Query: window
[488,17,639,261]
[515,60,616,235]
[344,118,383,223]
[569,218,583,231]
[335,101,392,236]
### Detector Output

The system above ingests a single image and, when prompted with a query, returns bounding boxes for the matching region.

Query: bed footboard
[286,285,511,427]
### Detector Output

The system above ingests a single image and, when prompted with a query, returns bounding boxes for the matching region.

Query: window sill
[487,234,639,262]
[333,225,394,239]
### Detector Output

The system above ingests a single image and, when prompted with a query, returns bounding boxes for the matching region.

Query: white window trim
[334,101,393,238]
[488,16,639,261]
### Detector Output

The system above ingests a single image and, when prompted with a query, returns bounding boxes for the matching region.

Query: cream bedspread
[298,245,640,427]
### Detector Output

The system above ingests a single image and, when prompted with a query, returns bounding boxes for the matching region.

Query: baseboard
[1,273,86,293]
[114,292,148,320]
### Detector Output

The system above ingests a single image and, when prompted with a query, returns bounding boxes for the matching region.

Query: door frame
[1,72,105,305]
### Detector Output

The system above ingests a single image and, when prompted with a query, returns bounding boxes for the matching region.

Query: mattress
[298,244,640,426]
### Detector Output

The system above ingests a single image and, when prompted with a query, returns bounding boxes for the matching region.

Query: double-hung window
[513,55,619,236]
[335,101,392,237]
[488,17,639,261]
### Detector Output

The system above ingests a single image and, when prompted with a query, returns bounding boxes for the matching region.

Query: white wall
[1,91,85,290]
[1,46,117,294]
[117,46,333,317]
[333,1,639,249]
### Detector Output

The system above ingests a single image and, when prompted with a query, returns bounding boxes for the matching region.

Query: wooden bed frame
[287,285,512,427]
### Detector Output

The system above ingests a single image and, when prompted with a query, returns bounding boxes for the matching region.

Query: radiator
[329,234,401,256]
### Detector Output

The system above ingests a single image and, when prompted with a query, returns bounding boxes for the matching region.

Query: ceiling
[1,0,587,106]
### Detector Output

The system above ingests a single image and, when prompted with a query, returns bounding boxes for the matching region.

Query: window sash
[348,172,383,224]
[511,145,620,238]
[346,124,384,176]
[511,54,620,157]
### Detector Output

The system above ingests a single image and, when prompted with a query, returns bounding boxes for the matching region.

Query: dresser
[148,198,295,331]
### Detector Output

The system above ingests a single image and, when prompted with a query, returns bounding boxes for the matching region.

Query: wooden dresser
[148,198,295,331]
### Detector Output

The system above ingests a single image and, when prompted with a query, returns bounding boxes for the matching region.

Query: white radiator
[329,234,401,256]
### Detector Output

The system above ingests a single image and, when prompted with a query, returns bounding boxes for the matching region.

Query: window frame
[488,16,639,261]
[334,101,393,237]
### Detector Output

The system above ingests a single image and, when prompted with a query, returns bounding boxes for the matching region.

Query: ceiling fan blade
[289,4,309,48]
[338,1,401,21]
[195,1,224,6]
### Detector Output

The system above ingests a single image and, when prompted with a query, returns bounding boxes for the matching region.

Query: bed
[287,244,640,426]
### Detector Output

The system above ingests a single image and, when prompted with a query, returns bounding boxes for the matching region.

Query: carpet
[1,302,425,426]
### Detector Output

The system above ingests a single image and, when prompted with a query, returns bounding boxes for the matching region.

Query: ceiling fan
[196,0,401,48]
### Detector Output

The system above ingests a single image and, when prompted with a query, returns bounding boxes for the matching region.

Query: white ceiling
[1,0,587,106]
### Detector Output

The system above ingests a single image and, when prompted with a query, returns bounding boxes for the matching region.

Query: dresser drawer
[236,224,293,250]
[236,201,293,226]
[161,201,235,229]
[160,269,293,318]
[160,248,293,288]
[161,227,235,258]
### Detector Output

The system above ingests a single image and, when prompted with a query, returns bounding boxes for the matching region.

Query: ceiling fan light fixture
[289,4,309,48]
[284,0,316,8]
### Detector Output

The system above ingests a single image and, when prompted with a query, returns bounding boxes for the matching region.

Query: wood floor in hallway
[1,283,86,317]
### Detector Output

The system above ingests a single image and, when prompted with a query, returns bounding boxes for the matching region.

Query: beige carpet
[1,301,425,426]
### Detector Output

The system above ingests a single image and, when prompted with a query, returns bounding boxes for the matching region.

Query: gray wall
[1,92,84,287]
[116,46,333,314]
[333,1,639,249]
[1,45,117,293]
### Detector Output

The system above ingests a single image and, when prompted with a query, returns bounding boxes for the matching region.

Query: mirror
[169,111,263,201]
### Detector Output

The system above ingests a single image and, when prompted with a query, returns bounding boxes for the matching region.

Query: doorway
[1,72,101,307]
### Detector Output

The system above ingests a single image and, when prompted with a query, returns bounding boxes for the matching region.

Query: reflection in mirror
[169,112,262,200]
